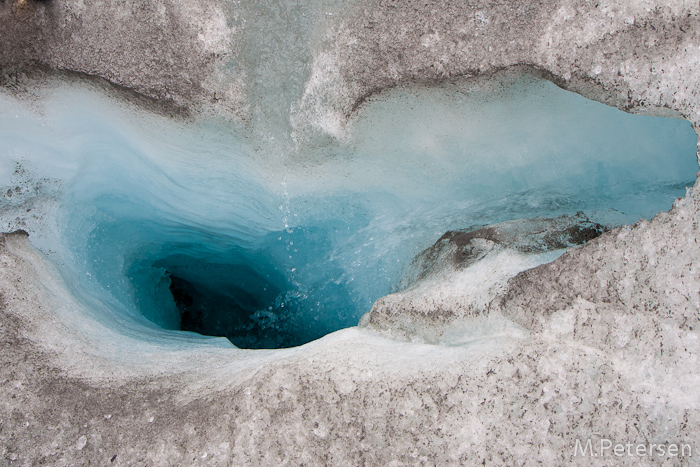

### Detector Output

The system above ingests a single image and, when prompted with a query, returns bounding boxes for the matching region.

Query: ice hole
[0,71,697,350]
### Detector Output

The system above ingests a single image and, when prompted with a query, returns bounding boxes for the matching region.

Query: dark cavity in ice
[7,73,695,350]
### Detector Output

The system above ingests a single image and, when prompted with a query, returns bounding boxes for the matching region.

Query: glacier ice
[0,71,697,349]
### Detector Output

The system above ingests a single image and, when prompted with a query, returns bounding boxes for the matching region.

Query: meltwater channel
[0,73,697,349]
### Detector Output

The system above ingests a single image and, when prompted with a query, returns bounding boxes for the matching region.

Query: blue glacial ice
[0,72,697,349]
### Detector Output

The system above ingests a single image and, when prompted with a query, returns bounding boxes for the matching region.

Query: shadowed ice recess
[0,73,697,349]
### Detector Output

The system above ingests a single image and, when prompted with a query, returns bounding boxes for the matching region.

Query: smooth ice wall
[0,71,697,348]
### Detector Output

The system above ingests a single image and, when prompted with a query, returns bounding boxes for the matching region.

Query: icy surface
[0,72,697,348]
[2,0,700,464]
